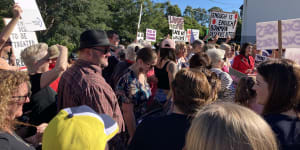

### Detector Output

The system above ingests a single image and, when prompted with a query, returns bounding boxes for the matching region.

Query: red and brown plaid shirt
[57,59,125,132]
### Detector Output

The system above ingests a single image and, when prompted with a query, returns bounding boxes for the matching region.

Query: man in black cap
[57,30,125,132]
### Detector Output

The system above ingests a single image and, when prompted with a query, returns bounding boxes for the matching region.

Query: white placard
[285,48,300,65]
[172,29,186,42]
[168,16,184,30]
[209,11,238,38]
[146,29,156,42]
[4,18,38,67]
[256,18,300,50]
[14,0,46,31]
[186,29,199,42]
[137,32,144,41]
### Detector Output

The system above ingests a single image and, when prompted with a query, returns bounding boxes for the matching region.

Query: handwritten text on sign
[146,29,156,42]
[4,18,38,67]
[256,18,300,50]
[172,29,186,42]
[168,16,184,30]
[209,12,238,38]
[14,0,46,31]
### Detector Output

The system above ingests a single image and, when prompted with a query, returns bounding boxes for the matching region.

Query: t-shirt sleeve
[30,73,42,95]
[115,75,136,104]
[0,137,10,150]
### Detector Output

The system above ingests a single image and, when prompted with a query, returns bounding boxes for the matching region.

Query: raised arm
[0,4,22,50]
[40,45,68,88]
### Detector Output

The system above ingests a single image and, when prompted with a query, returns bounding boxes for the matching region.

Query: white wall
[241,0,300,44]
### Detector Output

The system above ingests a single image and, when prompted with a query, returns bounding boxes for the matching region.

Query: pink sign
[146,28,156,42]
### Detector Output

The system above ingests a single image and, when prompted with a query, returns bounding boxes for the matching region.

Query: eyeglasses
[91,46,110,54]
[11,93,31,103]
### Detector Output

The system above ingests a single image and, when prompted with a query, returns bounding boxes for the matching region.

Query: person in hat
[42,105,119,150]
[20,43,68,126]
[154,39,177,106]
[47,45,62,92]
[57,30,125,133]
[206,48,235,102]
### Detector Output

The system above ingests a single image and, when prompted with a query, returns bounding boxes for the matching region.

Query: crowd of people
[0,4,300,150]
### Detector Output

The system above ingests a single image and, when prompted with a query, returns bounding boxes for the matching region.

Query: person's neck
[130,63,143,77]
[172,105,185,115]
[281,109,300,118]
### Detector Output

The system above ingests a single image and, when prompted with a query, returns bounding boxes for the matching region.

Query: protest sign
[172,29,186,42]
[4,18,38,67]
[137,32,144,41]
[14,0,46,31]
[186,29,199,43]
[255,54,269,66]
[285,48,300,65]
[146,29,156,42]
[256,18,300,50]
[209,11,238,38]
[168,16,184,30]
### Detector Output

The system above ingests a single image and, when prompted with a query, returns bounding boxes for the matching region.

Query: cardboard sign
[285,48,300,65]
[137,32,144,41]
[146,29,156,42]
[4,18,38,67]
[14,0,46,31]
[186,29,199,43]
[256,18,300,50]
[168,16,184,30]
[209,11,238,38]
[172,29,186,42]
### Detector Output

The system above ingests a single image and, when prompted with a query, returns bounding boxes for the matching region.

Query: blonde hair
[185,103,278,150]
[0,70,29,131]
[220,43,231,51]
[21,43,48,73]
[125,43,144,62]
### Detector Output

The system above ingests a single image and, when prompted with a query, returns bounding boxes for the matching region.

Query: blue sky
[152,0,244,13]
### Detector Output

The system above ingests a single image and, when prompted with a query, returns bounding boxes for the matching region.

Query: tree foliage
[0,0,241,51]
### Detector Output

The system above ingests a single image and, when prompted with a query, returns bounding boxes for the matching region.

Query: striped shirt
[57,59,125,132]
[210,68,235,102]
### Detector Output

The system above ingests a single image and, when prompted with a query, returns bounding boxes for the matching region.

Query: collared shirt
[115,68,151,121]
[57,59,124,131]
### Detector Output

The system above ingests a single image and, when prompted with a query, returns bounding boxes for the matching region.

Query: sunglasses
[91,46,110,54]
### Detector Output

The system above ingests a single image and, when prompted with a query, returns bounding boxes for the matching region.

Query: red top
[232,55,254,74]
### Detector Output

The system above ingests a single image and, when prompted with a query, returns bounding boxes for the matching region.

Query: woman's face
[8,82,30,119]
[252,73,269,105]
[245,45,253,56]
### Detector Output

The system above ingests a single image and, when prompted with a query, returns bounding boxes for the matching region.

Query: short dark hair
[189,52,212,69]
[240,42,252,56]
[106,30,118,39]
[136,47,157,64]
[257,59,300,114]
